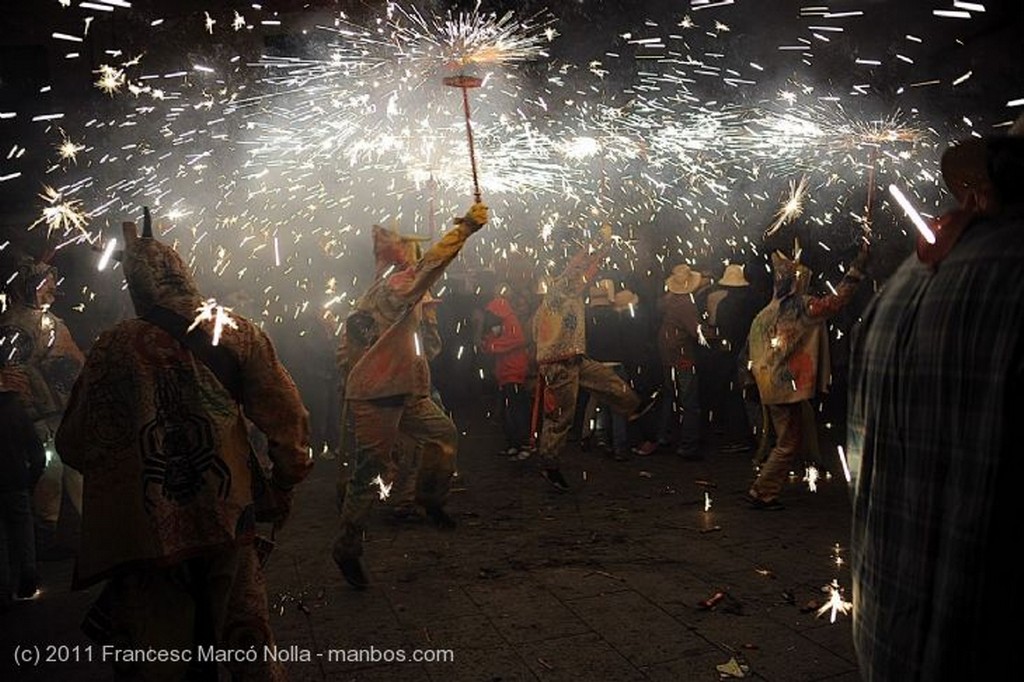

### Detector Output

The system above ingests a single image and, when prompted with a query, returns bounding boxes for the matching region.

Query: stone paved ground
[2,398,860,682]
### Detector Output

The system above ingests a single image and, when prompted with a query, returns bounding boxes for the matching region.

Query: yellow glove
[459,202,488,230]
[599,222,614,243]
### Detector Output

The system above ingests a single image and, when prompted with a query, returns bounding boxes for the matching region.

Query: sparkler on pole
[443,74,484,203]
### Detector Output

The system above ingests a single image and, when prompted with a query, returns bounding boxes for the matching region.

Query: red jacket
[481,296,529,386]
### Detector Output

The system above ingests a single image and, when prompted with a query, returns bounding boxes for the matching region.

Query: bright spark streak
[97,238,117,271]
[804,465,820,492]
[816,579,853,623]
[30,185,89,237]
[189,299,238,346]
[57,135,86,162]
[837,445,851,483]
[94,64,125,94]
[765,175,809,238]
[888,184,936,244]
[372,474,393,500]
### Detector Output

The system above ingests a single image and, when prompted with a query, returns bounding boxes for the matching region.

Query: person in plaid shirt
[848,124,1024,680]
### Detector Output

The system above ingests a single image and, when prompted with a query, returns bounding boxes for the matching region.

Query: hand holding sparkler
[456,202,489,232]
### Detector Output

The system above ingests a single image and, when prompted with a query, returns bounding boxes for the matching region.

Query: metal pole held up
[444,74,483,204]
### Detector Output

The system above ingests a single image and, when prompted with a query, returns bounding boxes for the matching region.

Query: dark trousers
[0,490,37,602]
[500,383,532,450]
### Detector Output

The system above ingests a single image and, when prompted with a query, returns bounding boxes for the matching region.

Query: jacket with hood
[747,250,865,405]
[481,295,529,386]
[56,221,312,588]
[342,210,486,400]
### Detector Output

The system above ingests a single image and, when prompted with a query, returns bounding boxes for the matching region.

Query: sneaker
[513,446,535,461]
[628,390,659,422]
[611,449,630,462]
[744,493,785,511]
[500,446,519,457]
[719,441,753,454]
[425,505,457,530]
[541,468,570,493]
[632,440,659,456]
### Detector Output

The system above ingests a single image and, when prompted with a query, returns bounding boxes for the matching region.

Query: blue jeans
[657,366,701,454]
[0,490,37,600]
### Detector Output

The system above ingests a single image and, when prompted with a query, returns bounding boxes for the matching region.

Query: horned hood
[121,220,202,317]
[771,250,811,300]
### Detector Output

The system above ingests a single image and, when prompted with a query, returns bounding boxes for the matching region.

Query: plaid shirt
[848,215,1024,681]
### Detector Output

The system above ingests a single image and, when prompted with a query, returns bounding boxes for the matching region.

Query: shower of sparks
[4,0,983,341]
[372,474,393,501]
[188,299,238,346]
[56,135,86,162]
[765,175,809,239]
[816,579,853,623]
[93,64,125,94]
[30,186,89,237]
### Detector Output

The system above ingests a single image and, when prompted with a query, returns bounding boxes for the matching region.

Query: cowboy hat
[719,263,749,288]
[665,264,702,295]
[613,289,639,311]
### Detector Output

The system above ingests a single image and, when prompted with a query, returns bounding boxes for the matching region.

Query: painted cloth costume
[533,238,640,468]
[0,258,85,535]
[746,248,866,505]
[57,220,311,680]
[333,206,487,586]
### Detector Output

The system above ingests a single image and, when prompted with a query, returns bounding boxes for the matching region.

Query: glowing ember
[816,579,853,623]
[372,474,393,501]
[188,299,238,346]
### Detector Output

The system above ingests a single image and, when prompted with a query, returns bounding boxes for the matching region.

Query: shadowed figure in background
[480,284,534,460]
[0,386,46,610]
[0,254,85,559]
